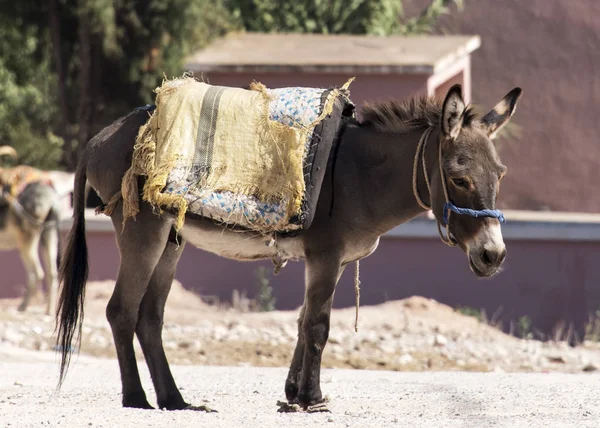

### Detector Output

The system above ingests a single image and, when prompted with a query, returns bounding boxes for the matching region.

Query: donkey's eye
[451,178,470,190]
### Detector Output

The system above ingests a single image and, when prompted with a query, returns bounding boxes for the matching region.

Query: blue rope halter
[442,201,506,226]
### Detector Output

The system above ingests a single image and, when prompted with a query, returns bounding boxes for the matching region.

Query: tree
[49,0,233,170]
[1,0,233,170]
[227,0,463,36]
[0,3,62,168]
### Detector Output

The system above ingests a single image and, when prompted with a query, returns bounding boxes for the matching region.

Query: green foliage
[228,0,463,36]
[456,306,483,321]
[398,0,464,35]
[518,316,532,339]
[585,310,600,342]
[90,0,233,102]
[0,7,63,168]
[0,0,232,170]
[255,266,276,312]
[228,0,401,35]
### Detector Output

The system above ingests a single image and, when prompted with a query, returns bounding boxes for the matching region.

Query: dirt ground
[2,353,600,428]
[1,280,600,374]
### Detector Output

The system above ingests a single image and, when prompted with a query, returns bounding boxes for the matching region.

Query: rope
[95,190,123,217]
[354,260,360,332]
[411,127,434,210]
[443,201,506,225]
[437,138,457,247]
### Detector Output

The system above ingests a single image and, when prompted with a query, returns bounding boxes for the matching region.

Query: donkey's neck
[332,123,440,237]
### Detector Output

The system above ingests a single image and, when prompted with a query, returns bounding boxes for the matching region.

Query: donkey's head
[429,85,522,278]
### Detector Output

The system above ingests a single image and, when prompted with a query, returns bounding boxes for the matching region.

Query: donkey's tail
[56,155,89,388]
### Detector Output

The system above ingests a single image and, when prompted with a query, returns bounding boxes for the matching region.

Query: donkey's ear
[481,87,523,140]
[441,84,466,140]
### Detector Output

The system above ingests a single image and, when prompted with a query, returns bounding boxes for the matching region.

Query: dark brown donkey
[57,84,521,410]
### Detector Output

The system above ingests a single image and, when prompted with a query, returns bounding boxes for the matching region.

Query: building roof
[185,33,481,74]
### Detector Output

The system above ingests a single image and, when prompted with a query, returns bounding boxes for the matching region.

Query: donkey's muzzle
[469,246,506,278]
[467,220,506,278]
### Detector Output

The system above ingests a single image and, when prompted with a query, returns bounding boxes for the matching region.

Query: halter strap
[442,201,506,226]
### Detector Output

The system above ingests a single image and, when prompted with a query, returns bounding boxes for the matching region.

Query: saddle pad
[122,77,354,232]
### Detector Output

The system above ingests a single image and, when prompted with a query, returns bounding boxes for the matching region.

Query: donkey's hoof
[277,397,330,413]
[158,393,191,411]
[284,381,299,403]
[277,400,301,413]
[123,392,154,409]
[297,390,328,410]
[17,303,27,312]
[123,400,154,410]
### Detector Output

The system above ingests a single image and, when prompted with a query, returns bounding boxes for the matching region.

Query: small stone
[398,354,414,365]
[434,334,447,347]
[378,343,396,354]
[583,364,597,372]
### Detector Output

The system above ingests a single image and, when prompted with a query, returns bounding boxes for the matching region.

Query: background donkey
[0,146,65,314]
[57,84,521,410]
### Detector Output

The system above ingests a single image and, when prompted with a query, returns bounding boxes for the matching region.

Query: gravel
[2,282,600,374]
[0,347,599,428]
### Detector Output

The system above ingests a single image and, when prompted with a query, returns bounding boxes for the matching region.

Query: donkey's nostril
[481,248,506,267]
[481,250,493,266]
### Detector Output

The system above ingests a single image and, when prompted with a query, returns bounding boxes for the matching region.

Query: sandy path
[0,347,598,428]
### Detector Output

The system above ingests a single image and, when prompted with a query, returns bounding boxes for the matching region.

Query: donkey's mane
[360,95,478,133]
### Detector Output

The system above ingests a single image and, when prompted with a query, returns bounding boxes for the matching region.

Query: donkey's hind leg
[17,232,44,312]
[135,235,187,410]
[106,202,173,409]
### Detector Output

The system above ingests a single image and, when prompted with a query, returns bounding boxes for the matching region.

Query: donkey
[57,84,521,410]
[0,147,63,315]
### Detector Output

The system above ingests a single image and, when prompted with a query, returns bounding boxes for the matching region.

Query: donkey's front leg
[295,255,345,408]
[285,305,306,402]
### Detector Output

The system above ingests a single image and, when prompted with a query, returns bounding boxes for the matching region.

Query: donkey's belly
[180,221,305,262]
